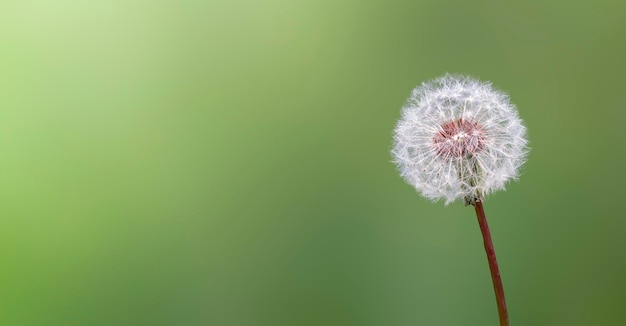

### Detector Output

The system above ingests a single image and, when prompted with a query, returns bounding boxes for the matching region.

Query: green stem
[474,199,509,326]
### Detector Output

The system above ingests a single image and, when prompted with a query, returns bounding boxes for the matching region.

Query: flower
[392,74,528,205]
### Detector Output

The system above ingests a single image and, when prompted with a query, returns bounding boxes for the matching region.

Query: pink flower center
[433,119,485,158]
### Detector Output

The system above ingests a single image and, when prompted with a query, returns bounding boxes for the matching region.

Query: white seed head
[392,74,528,205]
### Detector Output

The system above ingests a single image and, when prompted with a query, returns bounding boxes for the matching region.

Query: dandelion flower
[391,74,530,326]
[392,74,528,205]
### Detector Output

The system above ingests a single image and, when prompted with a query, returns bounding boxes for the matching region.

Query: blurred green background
[1,0,625,325]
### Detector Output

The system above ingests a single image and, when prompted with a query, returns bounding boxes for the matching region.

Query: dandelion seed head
[392,74,528,205]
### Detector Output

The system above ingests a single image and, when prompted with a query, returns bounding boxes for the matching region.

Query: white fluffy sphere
[392,74,528,204]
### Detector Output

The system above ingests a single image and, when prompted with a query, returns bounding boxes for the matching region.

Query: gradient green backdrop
[1,1,625,325]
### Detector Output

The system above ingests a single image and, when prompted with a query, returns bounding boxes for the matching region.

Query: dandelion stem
[473,199,509,326]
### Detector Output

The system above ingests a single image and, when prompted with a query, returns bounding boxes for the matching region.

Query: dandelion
[392,74,527,205]
[391,74,529,326]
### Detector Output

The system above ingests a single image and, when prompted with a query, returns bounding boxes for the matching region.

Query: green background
[1,0,625,325]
